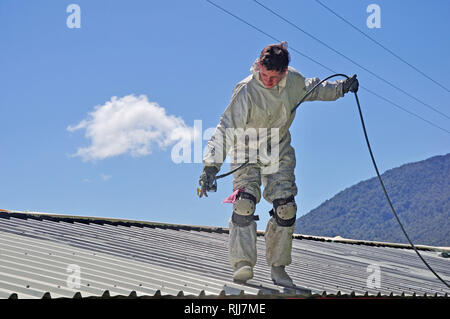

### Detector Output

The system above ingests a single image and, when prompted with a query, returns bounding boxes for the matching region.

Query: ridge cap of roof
[0,208,228,234]
[292,233,450,252]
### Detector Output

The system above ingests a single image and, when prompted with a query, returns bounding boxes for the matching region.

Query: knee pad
[270,196,297,227]
[232,192,258,227]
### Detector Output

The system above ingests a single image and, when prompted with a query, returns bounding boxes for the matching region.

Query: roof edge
[292,233,450,253]
[0,208,229,234]
[1,209,448,253]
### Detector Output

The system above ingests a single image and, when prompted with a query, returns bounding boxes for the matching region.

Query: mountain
[294,153,450,247]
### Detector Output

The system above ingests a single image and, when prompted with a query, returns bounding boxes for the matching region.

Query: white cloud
[67,94,195,161]
[100,174,112,181]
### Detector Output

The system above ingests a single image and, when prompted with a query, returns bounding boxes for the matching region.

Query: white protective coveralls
[203,58,345,270]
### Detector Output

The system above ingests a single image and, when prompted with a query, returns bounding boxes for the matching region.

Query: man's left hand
[343,74,359,94]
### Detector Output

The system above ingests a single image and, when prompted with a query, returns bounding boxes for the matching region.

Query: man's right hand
[198,166,219,198]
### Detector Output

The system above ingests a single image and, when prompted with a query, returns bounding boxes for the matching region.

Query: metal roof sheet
[0,210,449,299]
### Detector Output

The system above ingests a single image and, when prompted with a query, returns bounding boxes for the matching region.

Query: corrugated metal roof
[0,209,449,299]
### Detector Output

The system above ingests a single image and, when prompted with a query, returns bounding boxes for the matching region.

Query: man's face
[258,62,287,89]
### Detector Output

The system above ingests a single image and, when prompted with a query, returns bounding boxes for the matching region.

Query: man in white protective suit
[198,42,359,287]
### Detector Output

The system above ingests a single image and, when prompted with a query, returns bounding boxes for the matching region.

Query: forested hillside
[295,154,450,246]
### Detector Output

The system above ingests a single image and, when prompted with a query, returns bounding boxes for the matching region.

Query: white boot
[233,261,254,283]
[271,265,295,287]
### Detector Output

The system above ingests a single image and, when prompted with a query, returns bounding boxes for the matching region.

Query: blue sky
[1,0,449,231]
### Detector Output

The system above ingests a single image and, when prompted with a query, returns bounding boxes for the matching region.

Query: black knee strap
[232,213,259,227]
[237,191,256,203]
[269,195,296,227]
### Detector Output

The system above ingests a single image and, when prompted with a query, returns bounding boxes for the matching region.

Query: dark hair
[259,41,290,72]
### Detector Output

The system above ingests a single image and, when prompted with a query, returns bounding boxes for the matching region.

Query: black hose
[354,89,450,290]
[298,74,450,289]
[292,73,350,114]
[216,161,249,180]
